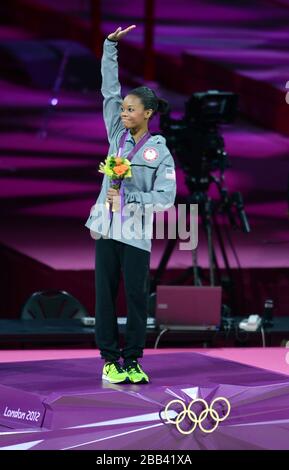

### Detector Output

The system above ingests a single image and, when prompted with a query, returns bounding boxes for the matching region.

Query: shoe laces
[106,361,124,373]
[126,361,141,373]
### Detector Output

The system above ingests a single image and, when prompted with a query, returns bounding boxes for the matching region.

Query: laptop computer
[156,286,222,331]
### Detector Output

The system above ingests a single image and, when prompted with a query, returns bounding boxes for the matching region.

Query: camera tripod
[150,173,250,314]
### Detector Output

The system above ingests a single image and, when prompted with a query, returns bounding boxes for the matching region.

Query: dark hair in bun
[128,86,169,117]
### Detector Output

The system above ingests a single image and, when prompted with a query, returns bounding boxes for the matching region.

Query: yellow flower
[98,155,131,180]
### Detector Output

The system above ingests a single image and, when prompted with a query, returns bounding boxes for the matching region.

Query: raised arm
[101,25,136,143]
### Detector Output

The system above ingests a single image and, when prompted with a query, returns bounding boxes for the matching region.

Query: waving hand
[108,25,136,42]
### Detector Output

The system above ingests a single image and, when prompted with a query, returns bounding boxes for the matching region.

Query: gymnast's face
[121,94,152,130]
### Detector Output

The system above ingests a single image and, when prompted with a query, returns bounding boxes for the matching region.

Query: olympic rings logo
[162,397,231,434]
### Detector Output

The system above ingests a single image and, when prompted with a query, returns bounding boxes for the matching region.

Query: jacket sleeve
[124,153,176,212]
[101,39,125,143]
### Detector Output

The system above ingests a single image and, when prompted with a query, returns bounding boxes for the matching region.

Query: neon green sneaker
[125,361,150,384]
[102,361,130,384]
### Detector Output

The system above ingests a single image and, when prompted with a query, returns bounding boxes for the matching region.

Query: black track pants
[95,237,150,362]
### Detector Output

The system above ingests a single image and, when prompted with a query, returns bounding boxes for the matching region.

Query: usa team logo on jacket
[143,148,159,162]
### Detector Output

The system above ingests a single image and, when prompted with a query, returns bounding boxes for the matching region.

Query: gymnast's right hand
[108,25,136,42]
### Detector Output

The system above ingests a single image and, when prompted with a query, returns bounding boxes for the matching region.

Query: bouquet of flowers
[99,155,132,212]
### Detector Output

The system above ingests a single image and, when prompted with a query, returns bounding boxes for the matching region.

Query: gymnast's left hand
[106,188,120,204]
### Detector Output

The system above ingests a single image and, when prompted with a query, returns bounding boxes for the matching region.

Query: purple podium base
[1,352,289,450]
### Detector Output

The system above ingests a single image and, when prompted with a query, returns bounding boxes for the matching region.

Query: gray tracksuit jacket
[85,39,176,252]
